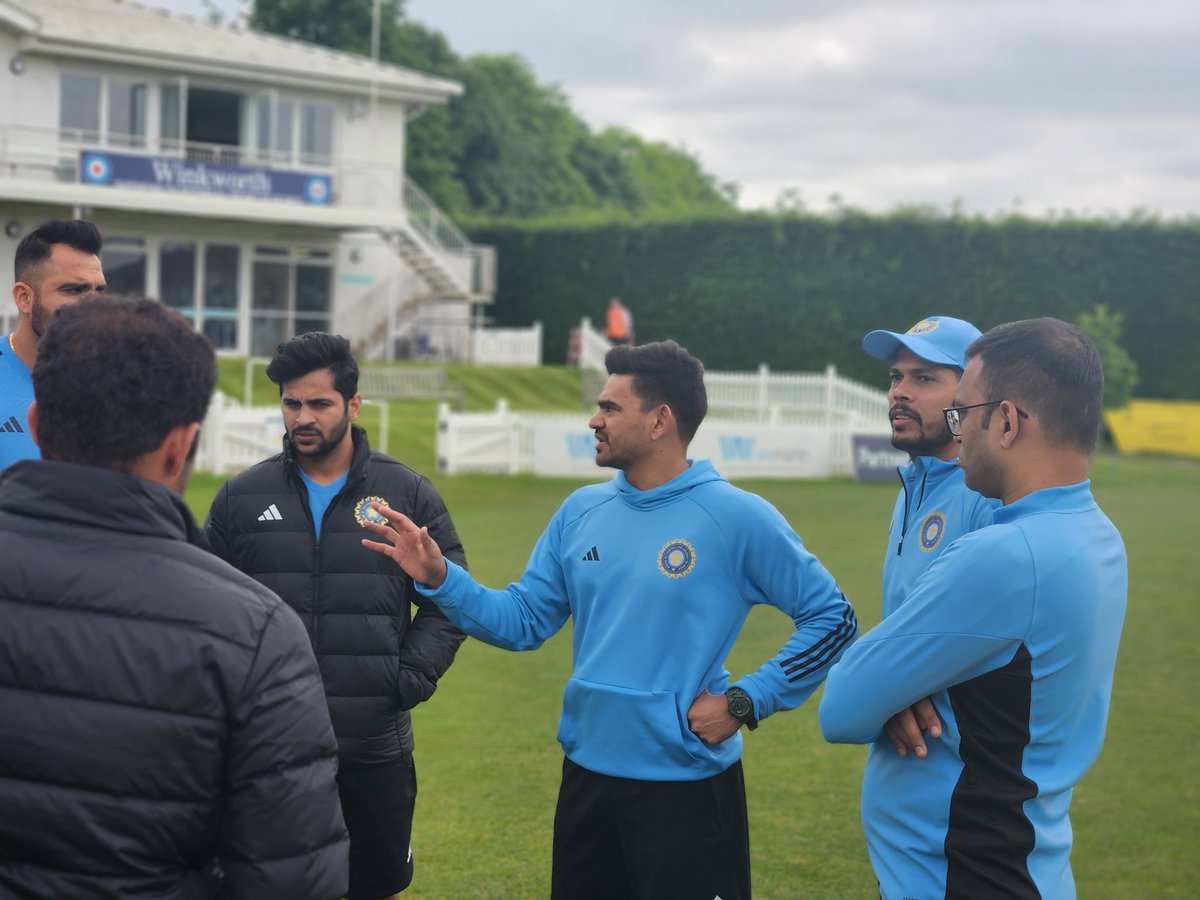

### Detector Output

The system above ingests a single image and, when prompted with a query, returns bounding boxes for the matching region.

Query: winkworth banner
[80,150,331,204]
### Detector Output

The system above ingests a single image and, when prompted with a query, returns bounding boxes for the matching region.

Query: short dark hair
[265,332,359,401]
[32,294,216,471]
[966,317,1103,453]
[606,340,708,443]
[14,220,103,282]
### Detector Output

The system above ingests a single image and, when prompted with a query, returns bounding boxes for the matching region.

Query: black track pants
[551,756,752,900]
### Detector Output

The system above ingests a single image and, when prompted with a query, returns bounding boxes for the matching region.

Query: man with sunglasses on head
[821,318,1127,899]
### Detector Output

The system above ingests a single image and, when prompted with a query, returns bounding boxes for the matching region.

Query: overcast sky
[152,0,1200,217]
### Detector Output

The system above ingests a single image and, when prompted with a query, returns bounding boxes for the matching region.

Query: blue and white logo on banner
[565,433,594,460]
[305,176,331,205]
[81,152,113,185]
[719,435,757,460]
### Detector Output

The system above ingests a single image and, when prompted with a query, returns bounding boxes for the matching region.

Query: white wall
[0,44,62,137]
[337,98,408,210]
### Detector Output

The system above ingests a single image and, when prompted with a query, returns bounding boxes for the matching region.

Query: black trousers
[551,757,752,900]
[337,758,418,899]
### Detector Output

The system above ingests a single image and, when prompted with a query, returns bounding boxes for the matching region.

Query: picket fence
[197,361,890,480]
[434,400,891,479]
[436,366,890,479]
[472,321,542,366]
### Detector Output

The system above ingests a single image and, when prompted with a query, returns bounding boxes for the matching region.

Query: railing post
[757,363,769,420]
[243,357,253,405]
[436,402,451,474]
[825,363,837,426]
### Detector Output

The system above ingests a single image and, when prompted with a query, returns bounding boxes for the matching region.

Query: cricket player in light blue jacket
[364,340,857,900]
[821,318,1127,899]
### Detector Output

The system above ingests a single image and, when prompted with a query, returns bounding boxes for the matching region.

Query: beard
[289,410,351,460]
[890,404,955,458]
[961,445,1003,499]
[30,291,50,338]
[594,432,636,471]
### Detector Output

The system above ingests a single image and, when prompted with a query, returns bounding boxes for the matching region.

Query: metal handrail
[401,173,473,254]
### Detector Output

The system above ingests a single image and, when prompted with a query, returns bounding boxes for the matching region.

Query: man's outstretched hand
[360,502,449,589]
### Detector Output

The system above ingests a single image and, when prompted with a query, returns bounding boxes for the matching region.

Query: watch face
[727,691,752,719]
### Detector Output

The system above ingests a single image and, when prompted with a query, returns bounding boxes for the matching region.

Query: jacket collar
[613,458,723,510]
[0,459,205,546]
[900,453,961,481]
[993,480,1095,523]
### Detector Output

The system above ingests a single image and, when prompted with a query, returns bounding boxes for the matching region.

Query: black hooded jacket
[204,426,467,765]
[0,460,348,900]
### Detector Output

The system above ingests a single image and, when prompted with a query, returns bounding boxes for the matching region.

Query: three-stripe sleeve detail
[781,602,858,683]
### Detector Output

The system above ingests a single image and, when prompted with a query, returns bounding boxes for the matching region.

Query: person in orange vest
[605,297,633,345]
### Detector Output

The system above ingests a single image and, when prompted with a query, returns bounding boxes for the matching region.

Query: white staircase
[348,175,496,360]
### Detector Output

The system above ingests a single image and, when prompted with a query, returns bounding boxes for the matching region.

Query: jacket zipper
[294,442,371,649]
[293,475,321,647]
[896,465,929,556]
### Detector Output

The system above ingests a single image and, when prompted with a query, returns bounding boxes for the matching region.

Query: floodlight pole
[370,0,381,145]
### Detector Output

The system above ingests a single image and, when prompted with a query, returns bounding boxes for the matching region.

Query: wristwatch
[725,687,758,731]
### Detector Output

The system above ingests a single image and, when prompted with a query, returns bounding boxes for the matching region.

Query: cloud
[153,0,1200,216]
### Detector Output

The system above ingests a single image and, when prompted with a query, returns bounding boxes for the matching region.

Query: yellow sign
[1105,400,1200,459]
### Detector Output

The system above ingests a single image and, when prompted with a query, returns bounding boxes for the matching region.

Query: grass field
[186,365,1200,898]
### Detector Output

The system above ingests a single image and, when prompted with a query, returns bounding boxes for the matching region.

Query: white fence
[439,363,890,479]
[436,398,892,480]
[198,357,891,480]
[196,392,284,475]
[705,363,888,426]
[583,363,889,427]
[572,317,613,371]
[471,321,543,366]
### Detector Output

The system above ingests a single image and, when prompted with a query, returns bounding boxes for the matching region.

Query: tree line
[250,0,735,220]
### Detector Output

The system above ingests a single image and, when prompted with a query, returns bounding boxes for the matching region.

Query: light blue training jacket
[0,339,38,471]
[418,459,858,781]
[821,481,1127,899]
[881,455,998,619]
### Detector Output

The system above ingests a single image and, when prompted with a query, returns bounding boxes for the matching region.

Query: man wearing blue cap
[858,316,999,747]
[821,319,1126,898]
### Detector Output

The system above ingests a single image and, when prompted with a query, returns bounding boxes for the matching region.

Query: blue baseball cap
[862,315,982,369]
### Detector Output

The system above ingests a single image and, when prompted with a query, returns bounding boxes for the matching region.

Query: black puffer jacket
[0,460,348,900]
[204,427,466,765]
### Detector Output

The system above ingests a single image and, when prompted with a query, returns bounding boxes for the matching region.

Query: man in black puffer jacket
[0,295,348,899]
[204,332,466,900]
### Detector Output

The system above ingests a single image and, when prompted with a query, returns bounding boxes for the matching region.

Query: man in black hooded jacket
[0,295,348,899]
[205,332,466,900]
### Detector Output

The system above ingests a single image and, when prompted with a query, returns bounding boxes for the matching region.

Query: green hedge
[469,213,1200,399]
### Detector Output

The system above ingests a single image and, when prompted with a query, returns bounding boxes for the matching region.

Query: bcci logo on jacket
[354,496,390,527]
[658,539,696,579]
[919,511,946,551]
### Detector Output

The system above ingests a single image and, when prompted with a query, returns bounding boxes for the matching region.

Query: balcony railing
[0,123,397,208]
[0,121,495,304]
